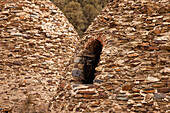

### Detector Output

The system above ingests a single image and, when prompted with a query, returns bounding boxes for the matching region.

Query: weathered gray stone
[154,93,166,99]
[72,69,82,77]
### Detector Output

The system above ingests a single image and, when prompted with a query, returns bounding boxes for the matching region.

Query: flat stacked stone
[68,0,169,112]
[0,0,79,112]
[0,0,169,112]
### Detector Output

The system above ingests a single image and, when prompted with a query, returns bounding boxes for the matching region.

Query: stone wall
[0,0,79,112]
[0,0,169,112]
[70,0,169,112]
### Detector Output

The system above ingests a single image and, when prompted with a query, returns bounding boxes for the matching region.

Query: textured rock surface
[70,0,169,112]
[0,0,169,113]
[0,0,79,112]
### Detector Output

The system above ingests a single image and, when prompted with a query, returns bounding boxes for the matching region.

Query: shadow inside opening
[82,40,103,84]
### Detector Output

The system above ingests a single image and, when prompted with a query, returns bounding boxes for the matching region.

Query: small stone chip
[72,69,82,77]
[74,57,82,63]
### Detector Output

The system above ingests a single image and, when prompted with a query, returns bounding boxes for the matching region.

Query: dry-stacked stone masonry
[0,0,79,112]
[0,0,169,113]
[69,0,170,112]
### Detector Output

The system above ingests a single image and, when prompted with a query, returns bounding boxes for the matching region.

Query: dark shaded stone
[13,61,22,65]
[0,78,5,80]
[93,79,104,84]
[160,45,170,51]
[158,87,170,93]
[47,80,52,83]
[18,83,26,87]
[78,90,96,95]
[154,93,166,99]
[68,105,74,111]
[72,69,82,77]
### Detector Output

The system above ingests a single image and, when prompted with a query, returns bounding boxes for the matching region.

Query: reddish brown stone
[154,28,161,34]
[161,80,170,82]
[127,53,139,58]
[143,90,155,93]
[152,84,165,88]
[19,16,25,20]
[59,82,66,89]
[146,20,152,24]
[102,83,111,86]
[104,85,115,90]
[83,94,95,99]
[2,108,12,112]
[66,85,71,90]
[148,46,159,51]
[158,87,170,93]
[91,101,100,107]
[160,45,170,51]
[98,92,108,98]
[78,91,96,95]
[126,35,135,40]
[161,29,165,33]
[118,40,128,43]
[131,93,141,97]
[141,43,149,47]
[80,104,87,109]
[131,89,140,93]
[138,108,147,112]
[167,83,170,87]
[122,85,134,91]
[115,68,121,72]
[104,76,110,80]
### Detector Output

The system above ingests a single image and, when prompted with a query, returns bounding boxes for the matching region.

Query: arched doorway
[72,39,103,84]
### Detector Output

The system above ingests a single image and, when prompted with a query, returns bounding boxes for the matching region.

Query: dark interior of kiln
[82,39,103,84]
